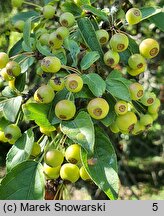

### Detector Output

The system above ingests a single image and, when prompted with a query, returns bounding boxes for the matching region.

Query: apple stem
[61,65,82,75]
[23,1,42,10]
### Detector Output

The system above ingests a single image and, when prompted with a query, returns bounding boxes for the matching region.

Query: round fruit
[43,5,55,19]
[127,65,146,76]
[65,74,83,93]
[44,149,64,167]
[55,100,76,120]
[74,0,90,6]
[96,29,109,45]
[31,142,41,157]
[115,111,137,132]
[4,124,22,143]
[104,50,120,67]
[59,12,75,27]
[48,76,65,91]
[132,122,145,135]
[80,166,90,181]
[0,68,14,81]
[41,56,61,73]
[0,131,8,143]
[65,144,81,164]
[0,52,9,69]
[126,8,142,25]
[150,113,158,121]
[34,85,55,104]
[6,61,21,77]
[109,122,120,133]
[43,163,61,179]
[109,33,129,52]
[139,38,159,59]
[11,0,23,7]
[56,27,70,40]
[87,98,109,120]
[128,54,146,70]
[140,114,153,127]
[49,32,63,49]
[148,98,160,114]
[39,33,50,46]
[140,92,156,106]
[129,82,144,100]
[60,163,80,183]
[114,100,128,115]
[14,20,25,32]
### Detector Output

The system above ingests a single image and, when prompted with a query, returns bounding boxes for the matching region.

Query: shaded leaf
[82,5,108,21]
[80,51,100,70]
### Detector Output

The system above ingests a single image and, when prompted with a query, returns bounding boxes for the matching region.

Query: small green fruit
[109,122,120,133]
[55,100,76,120]
[14,20,25,32]
[104,50,120,67]
[80,166,90,181]
[49,32,63,49]
[0,68,14,81]
[34,85,55,104]
[128,54,146,70]
[59,12,75,28]
[0,131,8,143]
[41,56,61,73]
[126,8,142,25]
[0,52,9,69]
[44,149,64,167]
[43,163,61,179]
[96,29,109,45]
[31,142,41,157]
[43,5,55,19]
[39,33,50,46]
[60,163,80,183]
[148,98,160,114]
[56,27,70,40]
[65,73,83,93]
[127,65,146,76]
[139,38,159,59]
[6,61,21,77]
[48,76,65,91]
[114,100,128,115]
[140,92,156,106]
[132,122,145,135]
[140,114,153,127]
[65,144,81,164]
[4,124,22,143]
[150,113,158,121]
[109,33,129,52]
[11,0,23,7]
[87,98,109,120]
[129,82,144,100]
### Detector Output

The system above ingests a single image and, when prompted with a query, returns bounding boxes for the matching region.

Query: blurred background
[0,0,163,199]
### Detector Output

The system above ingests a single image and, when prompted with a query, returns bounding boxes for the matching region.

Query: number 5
[152,203,158,211]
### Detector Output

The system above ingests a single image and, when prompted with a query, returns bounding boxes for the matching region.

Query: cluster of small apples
[110,82,161,135]
[43,144,90,183]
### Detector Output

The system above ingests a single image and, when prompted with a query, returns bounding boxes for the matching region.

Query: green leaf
[149,12,164,31]
[82,5,108,21]
[23,103,55,130]
[60,2,83,16]
[3,96,22,122]
[106,70,122,79]
[61,111,95,154]
[77,17,104,61]
[82,73,106,97]
[15,73,26,92]
[64,38,80,67]
[141,7,162,20]
[0,161,45,200]
[21,56,35,73]
[81,126,119,200]
[80,51,100,70]
[23,17,32,48]
[9,38,23,57]
[128,37,139,54]
[6,129,34,172]
[106,76,131,101]
[36,41,53,57]
[11,11,40,23]
[75,85,94,99]
[2,86,17,98]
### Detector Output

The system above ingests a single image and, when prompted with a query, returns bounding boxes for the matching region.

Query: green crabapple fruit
[14,20,25,32]
[0,52,9,69]
[65,73,83,93]
[132,122,145,135]
[43,163,61,179]
[139,38,159,59]
[0,131,8,143]
[126,8,142,25]
[109,122,120,133]
[129,82,144,100]
[49,32,63,49]
[0,68,14,81]
[31,142,41,157]
[116,111,137,132]
[150,113,158,121]
[140,92,156,106]
[59,12,75,28]
[48,76,65,91]
[44,149,64,167]
[11,0,23,7]
[80,166,90,181]
[4,124,22,144]
[55,100,76,120]
[109,33,129,52]
[128,54,146,70]
[39,33,50,46]
[104,50,120,67]
[87,98,109,120]
[127,65,146,76]
[140,114,153,127]
[114,100,128,115]
[56,27,70,40]
[43,5,55,19]
[96,29,109,45]
[34,85,55,104]
[60,163,80,183]
[65,144,81,164]
[148,98,161,114]
[6,61,21,77]
[41,56,61,73]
